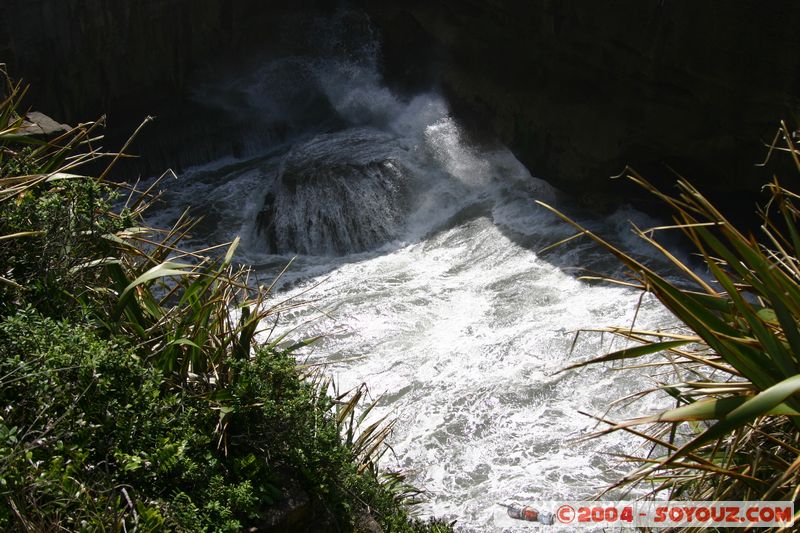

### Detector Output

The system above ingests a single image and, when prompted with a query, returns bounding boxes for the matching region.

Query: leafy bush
[0,311,171,530]
[0,310,446,531]
[0,177,126,317]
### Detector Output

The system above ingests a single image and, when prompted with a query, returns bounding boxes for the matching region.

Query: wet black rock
[256,129,410,256]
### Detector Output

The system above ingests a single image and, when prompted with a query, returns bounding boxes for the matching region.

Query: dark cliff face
[1,0,331,123]
[361,0,800,202]
[3,1,799,200]
[1,0,339,175]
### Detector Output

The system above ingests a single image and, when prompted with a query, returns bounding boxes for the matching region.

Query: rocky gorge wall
[3,1,799,200]
[0,0,331,123]
[360,0,800,203]
[0,0,338,174]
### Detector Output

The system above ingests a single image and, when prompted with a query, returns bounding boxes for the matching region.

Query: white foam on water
[268,213,675,530]
[147,11,684,530]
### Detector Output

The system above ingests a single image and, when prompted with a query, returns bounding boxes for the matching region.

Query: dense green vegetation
[0,72,452,531]
[540,124,800,528]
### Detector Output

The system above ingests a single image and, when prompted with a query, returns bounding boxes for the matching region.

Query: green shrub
[0,310,444,531]
[0,310,170,530]
[0,177,126,318]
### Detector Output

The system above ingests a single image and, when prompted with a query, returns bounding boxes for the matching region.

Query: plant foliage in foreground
[538,123,800,528]
[0,312,447,531]
[0,68,452,531]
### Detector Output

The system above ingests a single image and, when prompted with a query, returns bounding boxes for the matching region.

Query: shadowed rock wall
[362,0,800,201]
[0,0,338,175]
[0,0,329,124]
[3,1,799,199]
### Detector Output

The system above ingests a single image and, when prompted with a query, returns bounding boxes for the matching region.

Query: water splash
[145,10,680,530]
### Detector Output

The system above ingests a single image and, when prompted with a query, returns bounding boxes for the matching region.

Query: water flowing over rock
[7,3,800,528]
[256,129,410,256]
[127,9,683,529]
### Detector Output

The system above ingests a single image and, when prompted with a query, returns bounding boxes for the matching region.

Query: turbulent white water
[147,12,683,530]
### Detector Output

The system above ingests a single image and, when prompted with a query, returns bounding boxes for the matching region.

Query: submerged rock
[256,129,410,256]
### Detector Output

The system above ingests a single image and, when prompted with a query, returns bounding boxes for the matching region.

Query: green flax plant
[537,124,800,514]
[0,63,281,387]
[1,71,116,312]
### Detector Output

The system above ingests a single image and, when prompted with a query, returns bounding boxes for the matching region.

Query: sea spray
[143,9,679,529]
